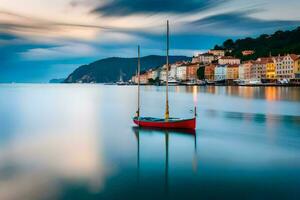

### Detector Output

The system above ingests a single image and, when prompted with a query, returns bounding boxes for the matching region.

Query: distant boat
[133,21,196,130]
[116,70,127,85]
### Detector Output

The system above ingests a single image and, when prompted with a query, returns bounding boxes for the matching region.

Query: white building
[176,64,187,81]
[214,65,227,81]
[275,54,299,79]
[218,56,241,65]
[169,63,178,80]
[198,53,216,64]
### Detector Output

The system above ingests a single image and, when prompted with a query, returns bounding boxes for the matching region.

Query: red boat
[133,117,196,129]
[133,21,197,130]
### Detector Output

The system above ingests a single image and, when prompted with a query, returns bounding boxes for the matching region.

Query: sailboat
[116,70,126,85]
[133,21,196,129]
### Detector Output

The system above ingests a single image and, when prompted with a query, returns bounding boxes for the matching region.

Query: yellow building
[226,64,239,80]
[292,55,300,78]
[266,58,276,79]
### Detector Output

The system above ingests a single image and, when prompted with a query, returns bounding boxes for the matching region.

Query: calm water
[0,85,300,200]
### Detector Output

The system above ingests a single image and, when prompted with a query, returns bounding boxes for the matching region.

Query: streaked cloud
[92,0,226,16]
[190,11,300,36]
[20,43,100,61]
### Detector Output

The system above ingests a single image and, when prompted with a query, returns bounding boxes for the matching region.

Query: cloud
[190,11,300,36]
[20,43,100,61]
[92,0,226,16]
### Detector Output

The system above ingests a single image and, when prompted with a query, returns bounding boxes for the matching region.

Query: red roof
[289,54,300,61]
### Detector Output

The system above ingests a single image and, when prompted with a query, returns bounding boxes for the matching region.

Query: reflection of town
[133,127,197,192]
[131,49,300,86]
[143,85,300,102]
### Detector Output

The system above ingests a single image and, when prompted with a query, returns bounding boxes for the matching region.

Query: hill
[49,78,65,83]
[64,55,190,83]
[214,26,300,60]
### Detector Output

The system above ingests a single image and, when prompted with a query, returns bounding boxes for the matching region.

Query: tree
[223,39,235,50]
[197,66,205,80]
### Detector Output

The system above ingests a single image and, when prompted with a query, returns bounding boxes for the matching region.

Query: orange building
[205,64,216,81]
[226,64,239,80]
[186,63,200,80]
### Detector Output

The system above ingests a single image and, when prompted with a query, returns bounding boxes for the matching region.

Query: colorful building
[205,64,216,81]
[251,59,267,80]
[186,63,200,80]
[214,65,227,81]
[275,54,299,79]
[226,64,239,80]
[265,58,276,79]
[294,55,300,78]
[218,56,241,65]
[239,61,253,80]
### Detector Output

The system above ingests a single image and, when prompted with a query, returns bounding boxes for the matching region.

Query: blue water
[0,85,300,200]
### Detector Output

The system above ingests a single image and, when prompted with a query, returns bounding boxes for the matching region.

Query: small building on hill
[218,56,241,65]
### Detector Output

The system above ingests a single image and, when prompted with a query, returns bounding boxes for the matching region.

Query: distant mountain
[214,26,300,60]
[64,55,190,83]
[49,78,65,83]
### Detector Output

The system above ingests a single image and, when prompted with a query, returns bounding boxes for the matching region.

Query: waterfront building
[226,64,239,80]
[208,50,225,57]
[294,55,300,78]
[159,65,167,82]
[265,58,276,79]
[198,53,216,64]
[239,61,253,80]
[218,56,241,65]
[273,55,284,79]
[139,72,150,84]
[148,68,159,80]
[251,59,267,80]
[275,54,299,79]
[186,63,200,81]
[214,65,227,81]
[176,64,187,81]
[205,64,216,81]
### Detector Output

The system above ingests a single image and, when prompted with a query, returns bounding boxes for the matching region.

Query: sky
[0,0,300,83]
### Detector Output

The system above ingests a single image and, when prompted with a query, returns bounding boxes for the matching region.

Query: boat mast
[136,45,141,118]
[165,20,170,121]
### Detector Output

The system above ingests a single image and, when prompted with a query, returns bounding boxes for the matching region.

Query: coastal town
[131,50,300,86]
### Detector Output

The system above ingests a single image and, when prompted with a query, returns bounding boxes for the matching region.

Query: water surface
[0,85,300,200]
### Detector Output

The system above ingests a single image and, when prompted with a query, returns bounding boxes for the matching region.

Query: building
[159,65,167,82]
[214,65,227,81]
[139,71,150,84]
[198,53,216,64]
[275,54,299,79]
[265,58,276,79]
[251,59,267,80]
[148,68,159,80]
[192,56,200,63]
[208,50,225,57]
[242,50,255,56]
[294,55,300,78]
[239,61,253,80]
[186,63,200,80]
[205,64,216,81]
[226,64,239,80]
[218,56,241,65]
[176,64,187,81]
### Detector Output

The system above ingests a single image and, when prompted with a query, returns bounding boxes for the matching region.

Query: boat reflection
[132,127,197,193]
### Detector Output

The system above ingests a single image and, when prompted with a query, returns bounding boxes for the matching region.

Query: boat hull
[133,117,196,129]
